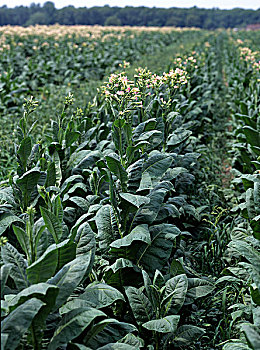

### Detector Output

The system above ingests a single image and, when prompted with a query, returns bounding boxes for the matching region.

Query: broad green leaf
[137,224,181,274]
[26,239,76,284]
[126,141,149,163]
[185,278,215,304]
[17,137,32,171]
[96,205,120,251]
[127,159,144,192]
[12,225,29,257]
[79,282,125,308]
[106,153,128,188]
[48,253,93,310]
[229,240,260,267]
[83,319,121,346]
[119,193,150,208]
[1,298,44,350]
[16,169,41,198]
[243,126,260,147]
[0,264,12,298]
[60,175,84,194]
[6,283,59,348]
[104,258,141,289]
[125,286,154,325]
[0,213,23,235]
[142,270,155,307]
[133,118,157,139]
[142,315,180,333]
[40,206,63,244]
[223,342,251,350]
[242,324,260,350]
[60,299,94,314]
[110,224,151,258]
[86,321,137,349]
[119,333,144,348]
[45,162,56,188]
[162,274,188,314]
[138,154,172,190]
[172,325,205,346]
[65,131,80,147]
[69,196,89,212]
[7,283,58,312]
[216,276,242,284]
[167,128,192,147]
[170,259,185,277]
[48,307,105,350]
[75,222,96,257]
[134,182,172,225]
[1,243,29,290]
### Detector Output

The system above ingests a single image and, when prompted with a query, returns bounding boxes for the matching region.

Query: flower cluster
[134,67,164,91]
[119,60,130,69]
[162,67,189,88]
[239,46,260,72]
[239,47,259,63]
[173,53,198,72]
[101,72,142,116]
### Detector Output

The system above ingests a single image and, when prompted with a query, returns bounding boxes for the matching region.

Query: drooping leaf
[119,193,150,208]
[86,321,137,349]
[0,213,24,235]
[119,333,144,348]
[104,258,141,289]
[138,154,172,190]
[162,274,188,314]
[17,137,32,172]
[96,205,120,251]
[79,282,125,308]
[185,278,215,304]
[110,224,151,259]
[1,243,29,290]
[48,307,106,350]
[12,225,29,257]
[242,323,260,350]
[167,128,192,147]
[142,315,180,333]
[40,206,63,244]
[106,153,128,189]
[74,222,96,257]
[172,325,205,346]
[82,319,121,346]
[243,126,260,147]
[1,298,44,350]
[137,224,181,274]
[0,264,12,298]
[48,253,93,310]
[26,239,76,284]
[125,286,154,325]
[16,169,41,202]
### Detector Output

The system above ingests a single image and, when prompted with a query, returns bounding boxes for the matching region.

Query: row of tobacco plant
[0,32,259,349]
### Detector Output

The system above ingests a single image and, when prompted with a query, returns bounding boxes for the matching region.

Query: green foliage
[1,28,260,350]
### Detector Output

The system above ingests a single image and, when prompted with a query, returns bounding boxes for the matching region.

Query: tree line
[0,2,260,29]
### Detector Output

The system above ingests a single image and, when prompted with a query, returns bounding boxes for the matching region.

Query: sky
[1,0,260,10]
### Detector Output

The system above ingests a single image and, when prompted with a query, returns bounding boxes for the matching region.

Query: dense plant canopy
[0,26,260,350]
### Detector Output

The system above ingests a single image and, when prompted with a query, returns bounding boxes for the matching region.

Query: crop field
[0,26,259,350]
